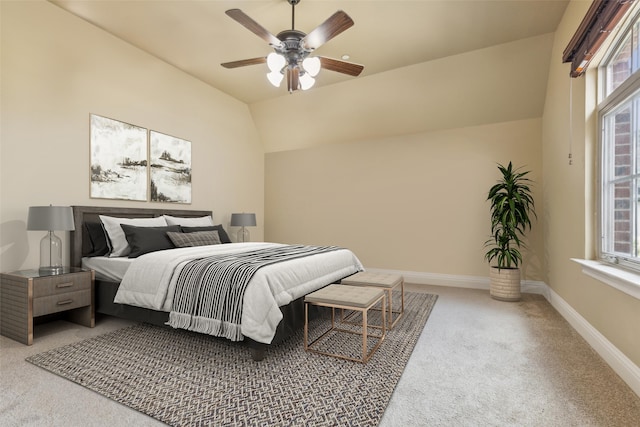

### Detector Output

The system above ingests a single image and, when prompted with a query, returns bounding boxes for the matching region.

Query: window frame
[598,10,640,272]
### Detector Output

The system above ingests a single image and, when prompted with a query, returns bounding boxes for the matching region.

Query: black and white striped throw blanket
[167,244,342,341]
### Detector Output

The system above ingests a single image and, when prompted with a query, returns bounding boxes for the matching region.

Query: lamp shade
[230,213,256,227]
[302,56,321,77]
[27,206,75,231]
[267,70,284,87]
[299,73,315,90]
[267,52,286,72]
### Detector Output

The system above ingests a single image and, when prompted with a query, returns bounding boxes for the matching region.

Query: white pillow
[163,215,214,227]
[99,215,167,257]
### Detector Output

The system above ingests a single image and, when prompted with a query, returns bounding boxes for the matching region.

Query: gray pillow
[167,230,221,247]
[181,225,231,243]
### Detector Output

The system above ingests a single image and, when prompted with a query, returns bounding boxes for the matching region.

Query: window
[605,30,633,95]
[600,14,640,269]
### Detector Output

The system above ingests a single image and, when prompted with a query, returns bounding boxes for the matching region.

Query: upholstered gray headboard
[70,205,212,268]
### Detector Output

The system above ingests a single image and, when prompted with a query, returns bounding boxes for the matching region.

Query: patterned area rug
[26,292,437,427]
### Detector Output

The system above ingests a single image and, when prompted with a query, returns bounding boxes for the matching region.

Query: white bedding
[113,242,363,344]
[82,256,134,282]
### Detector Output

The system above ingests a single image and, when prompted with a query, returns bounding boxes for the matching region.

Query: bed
[69,206,363,360]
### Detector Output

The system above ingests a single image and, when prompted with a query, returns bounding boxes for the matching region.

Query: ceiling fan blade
[318,56,364,76]
[225,9,282,47]
[287,67,300,93]
[221,57,267,69]
[302,11,354,50]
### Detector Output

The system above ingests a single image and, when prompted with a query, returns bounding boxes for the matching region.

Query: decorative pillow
[167,230,221,247]
[84,222,110,257]
[99,215,167,257]
[181,225,231,243]
[121,224,181,258]
[163,215,214,227]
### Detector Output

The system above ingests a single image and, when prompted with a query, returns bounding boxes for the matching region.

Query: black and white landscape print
[150,131,191,203]
[90,114,148,201]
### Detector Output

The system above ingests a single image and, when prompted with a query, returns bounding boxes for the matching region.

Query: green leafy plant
[484,162,536,269]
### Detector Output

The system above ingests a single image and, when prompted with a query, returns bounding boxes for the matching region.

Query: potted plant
[484,162,536,301]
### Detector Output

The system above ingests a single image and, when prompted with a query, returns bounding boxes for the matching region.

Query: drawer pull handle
[56,282,74,288]
[57,299,73,306]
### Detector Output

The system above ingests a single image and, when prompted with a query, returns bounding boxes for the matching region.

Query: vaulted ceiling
[50,0,569,105]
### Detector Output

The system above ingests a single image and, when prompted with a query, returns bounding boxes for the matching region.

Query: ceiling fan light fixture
[267,70,284,87]
[302,56,321,77]
[222,2,363,94]
[267,52,286,72]
[299,72,315,90]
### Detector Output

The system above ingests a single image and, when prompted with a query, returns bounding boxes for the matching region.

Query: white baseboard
[545,286,640,397]
[365,268,549,297]
[365,267,640,398]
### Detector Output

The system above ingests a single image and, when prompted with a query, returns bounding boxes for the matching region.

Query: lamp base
[39,265,64,275]
[40,231,63,274]
[237,227,250,243]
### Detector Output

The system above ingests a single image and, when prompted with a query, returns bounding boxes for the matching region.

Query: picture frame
[149,130,192,203]
[90,114,148,201]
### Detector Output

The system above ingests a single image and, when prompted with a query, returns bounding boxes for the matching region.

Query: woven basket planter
[489,267,521,302]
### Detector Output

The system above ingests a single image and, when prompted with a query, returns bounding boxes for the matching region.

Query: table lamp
[230,213,256,243]
[27,205,75,274]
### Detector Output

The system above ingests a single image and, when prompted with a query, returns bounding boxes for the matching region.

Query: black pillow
[181,225,232,243]
[121,224,181,258]
[84,222,110,257]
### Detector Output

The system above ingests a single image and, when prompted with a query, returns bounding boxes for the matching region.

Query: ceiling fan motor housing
[275,30,311,69]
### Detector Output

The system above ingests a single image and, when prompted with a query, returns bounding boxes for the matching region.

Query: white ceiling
[49,0,569,105]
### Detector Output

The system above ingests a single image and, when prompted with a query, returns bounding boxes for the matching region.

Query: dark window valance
[563,0,634,77]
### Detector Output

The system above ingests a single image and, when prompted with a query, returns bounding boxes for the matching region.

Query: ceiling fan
[221,0,364,93]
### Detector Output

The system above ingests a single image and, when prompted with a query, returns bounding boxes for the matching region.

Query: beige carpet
[1,284,640,426]
[383,286,640,426]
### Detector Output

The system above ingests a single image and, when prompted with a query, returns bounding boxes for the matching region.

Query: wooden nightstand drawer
[33,289,91,317]
[33,272,91,298]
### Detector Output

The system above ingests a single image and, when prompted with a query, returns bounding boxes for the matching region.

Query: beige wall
[252,33,553,153]
[263,31,548,280]
[0,1,265,271]
[266,118,544,280]
[542,1,640,366]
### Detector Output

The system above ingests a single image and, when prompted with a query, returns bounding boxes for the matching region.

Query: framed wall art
[149,130,192,203]
[90,114,148,201]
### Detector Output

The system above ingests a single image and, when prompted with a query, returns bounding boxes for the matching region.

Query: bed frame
[69,205,307,361]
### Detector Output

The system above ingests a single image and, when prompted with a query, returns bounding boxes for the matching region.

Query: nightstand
[0,267,94,345]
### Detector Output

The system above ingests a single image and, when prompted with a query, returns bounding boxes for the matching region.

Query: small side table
[341,272,405,329]
[0,267,95,345]
[304,284,386,363]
